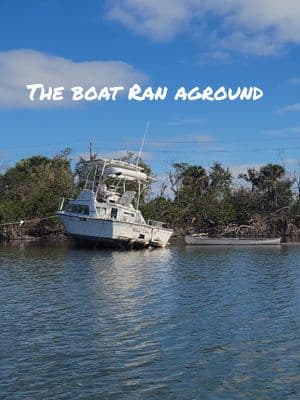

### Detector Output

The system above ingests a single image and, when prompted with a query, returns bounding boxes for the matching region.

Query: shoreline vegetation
[1,149,300,242]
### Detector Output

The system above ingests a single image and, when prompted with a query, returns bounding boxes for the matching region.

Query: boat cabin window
[66,204,89,215]
[97,207,107,218]
[111,207,118,219]
[122,211,136,222]
[124,212,135,218]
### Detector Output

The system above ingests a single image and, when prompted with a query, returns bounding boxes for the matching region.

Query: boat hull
[57,213,172,248]
[71,234,148,249]
[185,236,281,246]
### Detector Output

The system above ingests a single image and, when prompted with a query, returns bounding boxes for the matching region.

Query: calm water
[0,241,299,400]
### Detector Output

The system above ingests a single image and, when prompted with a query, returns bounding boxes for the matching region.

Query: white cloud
[146,134,216,147]
[262,127,300,136]
[106,0,300,55]
[278,103,300,113]
[106,0,191,41]
[284,158,299,165]
[150,172,174,198]
[193,134,216,143]
[206,146,231,153]
[0,49,147,108]
[287,77,300,85]
[229,163,264,178]
[198,50,231,64]
[167,117,207,126]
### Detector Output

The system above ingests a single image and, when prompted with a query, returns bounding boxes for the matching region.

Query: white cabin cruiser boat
[57,158,173,248]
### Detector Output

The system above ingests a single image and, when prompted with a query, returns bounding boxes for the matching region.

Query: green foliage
[0,154,74,227]
[166,162,235,230]
[146,162,296,236]
[0,152,298,239]
[239,164,293,212]
[140,196,180,226]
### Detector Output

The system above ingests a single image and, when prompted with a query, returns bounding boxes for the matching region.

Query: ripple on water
[0,242,299,399]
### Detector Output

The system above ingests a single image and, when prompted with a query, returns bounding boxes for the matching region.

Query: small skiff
[185,235,281,246]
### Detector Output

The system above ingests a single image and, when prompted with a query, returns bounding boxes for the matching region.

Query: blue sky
[1,0,300,181]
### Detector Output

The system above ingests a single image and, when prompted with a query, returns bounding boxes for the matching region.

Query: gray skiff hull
[185,236,281,246]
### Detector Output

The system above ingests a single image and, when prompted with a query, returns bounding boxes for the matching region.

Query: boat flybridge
[57,157,173,248]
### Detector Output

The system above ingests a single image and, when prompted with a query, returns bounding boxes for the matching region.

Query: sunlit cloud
[106,0,300,56]
[0,49,147,108]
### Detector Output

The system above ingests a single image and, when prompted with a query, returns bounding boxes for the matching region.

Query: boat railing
[83,158,144,171]
[148,219,168,229]
[58,197,66,211]
[58,197,75,211]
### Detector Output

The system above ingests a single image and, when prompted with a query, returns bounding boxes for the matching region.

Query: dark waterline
[1,241,299,399]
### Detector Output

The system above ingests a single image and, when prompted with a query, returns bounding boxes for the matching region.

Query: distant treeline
[141,162,300,237]
[0,149,74,239]
[0,149,300,239]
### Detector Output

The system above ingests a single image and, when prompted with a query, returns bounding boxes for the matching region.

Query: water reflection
[0,241,299,399]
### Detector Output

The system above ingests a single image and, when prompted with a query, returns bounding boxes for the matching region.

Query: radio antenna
[136,121,150,166]
[89,140,94,161]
